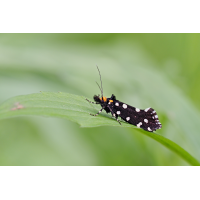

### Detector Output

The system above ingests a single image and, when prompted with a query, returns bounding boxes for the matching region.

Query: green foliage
[0,33,200,165]
[0,92,199,165]
[0,92,134,127]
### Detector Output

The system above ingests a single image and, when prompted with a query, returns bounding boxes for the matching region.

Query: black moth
[86,66,162,132]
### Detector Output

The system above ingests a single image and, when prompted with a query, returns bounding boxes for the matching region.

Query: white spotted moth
[86,66,162,132]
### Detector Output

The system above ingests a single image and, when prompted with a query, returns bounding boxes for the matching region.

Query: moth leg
[107,104,121,125]
[116,117,121,125]
[111,112,121,125]
[86,98,98,104]
[90,107,104,116]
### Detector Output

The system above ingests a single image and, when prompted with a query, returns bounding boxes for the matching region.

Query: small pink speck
[11,102,25,111]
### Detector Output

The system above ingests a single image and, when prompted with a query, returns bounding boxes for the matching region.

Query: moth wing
[112,101,161,132]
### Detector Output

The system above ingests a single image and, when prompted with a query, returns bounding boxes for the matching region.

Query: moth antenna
[96,65,104,97]
[96,81,103,95]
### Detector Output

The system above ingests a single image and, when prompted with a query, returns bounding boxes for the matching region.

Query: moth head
[93,95,102,103]
[93,95,107,103]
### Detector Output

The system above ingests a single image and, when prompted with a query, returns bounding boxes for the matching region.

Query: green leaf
[0,92,199,166]
[0,92,132,128]
[139,131,200,166]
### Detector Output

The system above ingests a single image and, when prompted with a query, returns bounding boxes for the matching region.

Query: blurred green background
[0,33,200,165]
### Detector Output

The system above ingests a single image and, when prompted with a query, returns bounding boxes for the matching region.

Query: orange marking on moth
[100,96,107,102]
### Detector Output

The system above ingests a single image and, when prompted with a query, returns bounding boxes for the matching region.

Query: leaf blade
[0,91,199,166]
[139,131,200,166]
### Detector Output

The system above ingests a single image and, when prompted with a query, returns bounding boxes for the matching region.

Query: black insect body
[86,67,162,132]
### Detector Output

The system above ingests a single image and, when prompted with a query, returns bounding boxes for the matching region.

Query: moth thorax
[100,96,107,102]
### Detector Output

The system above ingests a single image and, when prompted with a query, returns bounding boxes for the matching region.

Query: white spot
[122,104,127,109]
[148,127,152,131]
[115,102,119,106]
[152,110,156,113]
[155,115,158,119]
[145,107,150,112]
[144,119,148,123]
[158,122,161,124]
[135,108,140,112]
[108,102,111,104]
[152,116,154,119]
[126,117,130,121]
[113,114,116,117]
[99,110,102,113]
[117,111,121,115]
[137,122,142,128]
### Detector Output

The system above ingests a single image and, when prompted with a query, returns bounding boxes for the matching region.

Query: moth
[86,66,162,132]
